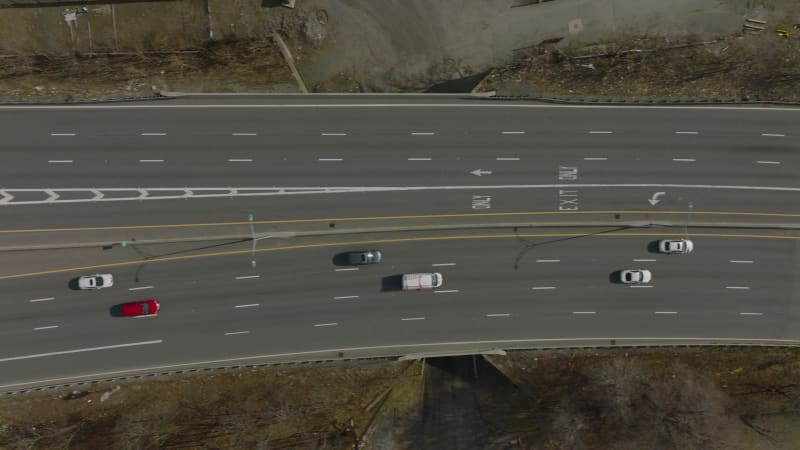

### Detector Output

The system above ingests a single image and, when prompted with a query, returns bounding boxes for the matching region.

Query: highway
[0,95,799,389]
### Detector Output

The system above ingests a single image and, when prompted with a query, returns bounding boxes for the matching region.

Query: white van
[402,273,443,291]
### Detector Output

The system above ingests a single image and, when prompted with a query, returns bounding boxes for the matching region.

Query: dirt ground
[2,347,799,449]
[0,0,798,101]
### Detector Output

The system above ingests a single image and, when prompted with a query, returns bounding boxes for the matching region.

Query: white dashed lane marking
[227,158,253,162]
[50,133,76,136]
[432,263,456,267]
[761,133,784,137]
[408,157,432,161]
[672,158,696,162]
[234,275,260,280]
[486,313,511,318]
[674,131,699,135]
[434,290,459,294]
[630,285,654,288]
[654,311,678,315]
[140,132,166,136]
[318,158,343,162]
[572,311,596,315]
[139,159,164,163]
[232,132,257,136]
[730,260,753,264]
[411,132,435,136]
[314,322,338,327]
[531,286,556,291]
[34,325,59,331]
[757,161,781,165]
[726,286,750,290]
[321,132,347,136]
[335,267,359,272]
[128,286,154,291]
[225,331,250,336]
[29,297,55,303]
[234,304,260,308]
[496,157,520,161]
[333,296,359,300]
[536,259,560,263]
[501,131,525,135]
[583,157,608,161]
[589,131,613,134]
[401,317,425,321]
[48,160,73,163]
[740,312,763,316]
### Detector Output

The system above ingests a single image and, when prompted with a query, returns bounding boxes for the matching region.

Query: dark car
[347,250,382,265]
[120,299,160,317]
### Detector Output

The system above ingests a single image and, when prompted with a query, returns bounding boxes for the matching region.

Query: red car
[120,299,160,317]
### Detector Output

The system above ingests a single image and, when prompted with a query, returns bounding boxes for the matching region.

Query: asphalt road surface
[0,95,798,388]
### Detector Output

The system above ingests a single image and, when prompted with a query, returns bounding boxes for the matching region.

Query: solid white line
[572,311,596,315]
[726,286,750,290]
[675,131,699,135]
[583,157,608,161]
[48,160,73,163]
[756,161,781,165]
[321,133,346,136]
[225,331,250,335]
[630,285,654,288]
[34,325,59,331]
[501,131,525,135]
[128,286,154,291]
[633,259,656,262]
[486,313,511,317]
[29,297,55,303]
[401,317,425,321]
[333,295,359,300]
[432,263,456,267]
[227,158,253,162]
[536,259,560,263]
[232,133,257,136]
[655,311,678,315]
[434,289,459,294]
[235,275,260,280]
[589,131,613,134]
[0,339,162,363]
[730,260,753,264]
[50,133,76,136]
[411,132,435,136]
[314,322,338,327]
[761,133,784,137]
[234,304,260,308]
[139,159,164,163]
[408,157,432,161]
[318,158,343,162]
[335,267,359,272]
[141,133,166,136]
[672,158,696,162]
[531,286,557,290]
[739,312,763,316]
[496,157,521,161]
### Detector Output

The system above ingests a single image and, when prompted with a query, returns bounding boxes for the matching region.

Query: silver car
[620,269,652,284]
[658,239,694,254]
[347,250,382,265]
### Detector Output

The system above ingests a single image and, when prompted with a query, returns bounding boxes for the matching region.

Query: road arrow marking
[44,190,60,202]
[648,192,666,206]
[471,168,492,176]
[0,191,14,204]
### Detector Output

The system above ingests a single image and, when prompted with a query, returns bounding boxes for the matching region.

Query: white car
[620,269,652,284]
[658,239,694,254]
[78,274,114,290]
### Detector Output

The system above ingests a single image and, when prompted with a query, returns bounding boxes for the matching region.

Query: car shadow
[68,278,81,290]
[332,252,352,267]
[609,270,623,284]
[109,305,124,317]
[381,275,403,292]
[647,241,661,254]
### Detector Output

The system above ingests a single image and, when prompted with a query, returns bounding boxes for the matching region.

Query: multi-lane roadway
[1,95,798,389]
